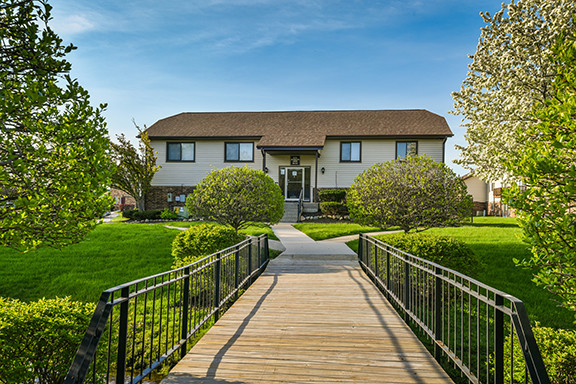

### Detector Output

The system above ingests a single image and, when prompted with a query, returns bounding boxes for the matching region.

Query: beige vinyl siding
[151,138,446,190]
[151,140,263,186]
[464,176,489,203]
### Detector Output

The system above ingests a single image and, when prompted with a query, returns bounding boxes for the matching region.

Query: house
[462,173,518,217]
[143,110,453,211]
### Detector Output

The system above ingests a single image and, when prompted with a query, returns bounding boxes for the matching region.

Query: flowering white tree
[451,0,576,181]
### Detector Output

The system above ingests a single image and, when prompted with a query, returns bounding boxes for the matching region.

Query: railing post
[214,254,221,322]
[358,234,363,263]
[434,266,442,360]
[386,245,391,291]
[495,294,504,384]
[181,267,190,358]
[235,245,240,299]
[116,286,130,384]
[374,241,379,278]
[404,257,410,321]
[264,234,269,265]
[248,238,253,279]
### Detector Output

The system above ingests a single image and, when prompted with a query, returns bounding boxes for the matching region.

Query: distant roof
[145,110,453,148]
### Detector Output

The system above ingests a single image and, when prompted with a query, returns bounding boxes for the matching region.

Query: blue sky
[49,0,504,175]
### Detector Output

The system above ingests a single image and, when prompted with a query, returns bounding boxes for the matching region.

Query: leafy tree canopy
[347,156,473,233]
[452,0,576,181]
[504,35,576,312]
[110,123,160,211]
[186,166,284,233]
[0,0,112,251]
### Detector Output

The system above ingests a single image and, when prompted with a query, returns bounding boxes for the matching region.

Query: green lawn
[0,221,276,303]
[347,217,575,330]
[0,223,178,303]
[292,222,387,241]
[163,221,279,240]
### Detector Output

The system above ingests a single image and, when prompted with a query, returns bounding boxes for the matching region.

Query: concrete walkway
[271,223,357,261]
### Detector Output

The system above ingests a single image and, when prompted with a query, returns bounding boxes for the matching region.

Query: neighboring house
[109,188,136,211]
[462,174,518,217]
[143,110,453,210]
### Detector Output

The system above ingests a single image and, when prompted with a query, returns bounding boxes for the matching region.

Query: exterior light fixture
[321,167,325,174]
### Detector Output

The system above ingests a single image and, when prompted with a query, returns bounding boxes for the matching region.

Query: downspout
[261,150,266,172]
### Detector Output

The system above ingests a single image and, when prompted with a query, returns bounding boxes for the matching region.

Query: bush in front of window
[348,156,473,233]
[318,189,347,203]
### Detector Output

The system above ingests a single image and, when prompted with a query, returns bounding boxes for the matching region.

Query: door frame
[281,166,305,201]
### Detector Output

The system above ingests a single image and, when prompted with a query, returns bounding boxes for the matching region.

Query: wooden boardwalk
[161,258,453,384]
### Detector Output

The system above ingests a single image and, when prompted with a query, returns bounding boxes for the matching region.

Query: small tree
[452,0,576,181]
[0,0,112,251]
[504,36,576,312]
[186,166,284,233]
[109,123,160,211]
[347,156,473,233]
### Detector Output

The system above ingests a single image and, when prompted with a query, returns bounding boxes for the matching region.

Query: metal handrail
[358,234,550,384]
[65,234,270,384]
[296,188,304,222]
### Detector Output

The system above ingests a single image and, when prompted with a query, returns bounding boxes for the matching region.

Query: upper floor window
[340,141,361,162]
[167,142,195,162]
[225,142,254,162]
[396,141,417,159]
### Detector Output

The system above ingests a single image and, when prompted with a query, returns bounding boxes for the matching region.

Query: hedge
[122,209,163,221]
[0,297,94,384]
[318,189,347,203]
[171,223,246,268]
[381,233,482,276]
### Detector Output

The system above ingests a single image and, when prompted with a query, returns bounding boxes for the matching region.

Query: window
[340,141,361,162]
[225,142,254,162]
[167,142,195,162]
[396,141,418,159]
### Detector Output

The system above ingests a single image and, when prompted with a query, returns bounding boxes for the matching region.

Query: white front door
[284,167,304,200]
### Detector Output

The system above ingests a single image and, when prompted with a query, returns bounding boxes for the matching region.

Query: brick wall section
[146,186,196,210]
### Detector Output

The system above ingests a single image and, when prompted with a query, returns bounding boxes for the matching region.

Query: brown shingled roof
[145,110,453,148]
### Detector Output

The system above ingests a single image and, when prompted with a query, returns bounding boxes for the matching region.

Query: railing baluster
[116,286,130,384]
[181,266,190,358]
[495,294,504,384]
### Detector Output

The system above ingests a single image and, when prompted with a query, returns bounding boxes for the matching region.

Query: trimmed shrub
[319,189,347,203]
[505,325,576,384]
[171,223,246,268]
[380,233,481,276]
[122,209,162,221]
[0,297,94,384]
[160,208,179,220]
[320,202,348,216]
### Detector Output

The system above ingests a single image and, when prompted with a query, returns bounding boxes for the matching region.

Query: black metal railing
[358,234,550,384]
[65,234,270,384]
[297,188,304,223]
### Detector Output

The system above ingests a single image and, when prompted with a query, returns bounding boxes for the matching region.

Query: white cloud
[51,13,98,35]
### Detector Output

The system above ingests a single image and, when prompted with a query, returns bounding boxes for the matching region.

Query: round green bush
[379,233,481,276]
[0,297,94,384]
[505,325,576,384]
[171,223,246,268]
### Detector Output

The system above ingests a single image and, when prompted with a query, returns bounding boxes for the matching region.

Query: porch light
[264,167,269,173]
[321,167,325,174]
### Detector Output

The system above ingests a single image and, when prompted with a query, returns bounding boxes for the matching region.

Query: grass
[0,221,277,303]
[292,222,387,241]
[347,217,575,330]
[0,223,178,303]
[163,221,279,240]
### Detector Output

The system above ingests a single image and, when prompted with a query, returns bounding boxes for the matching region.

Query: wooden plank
[161,259,453,384]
